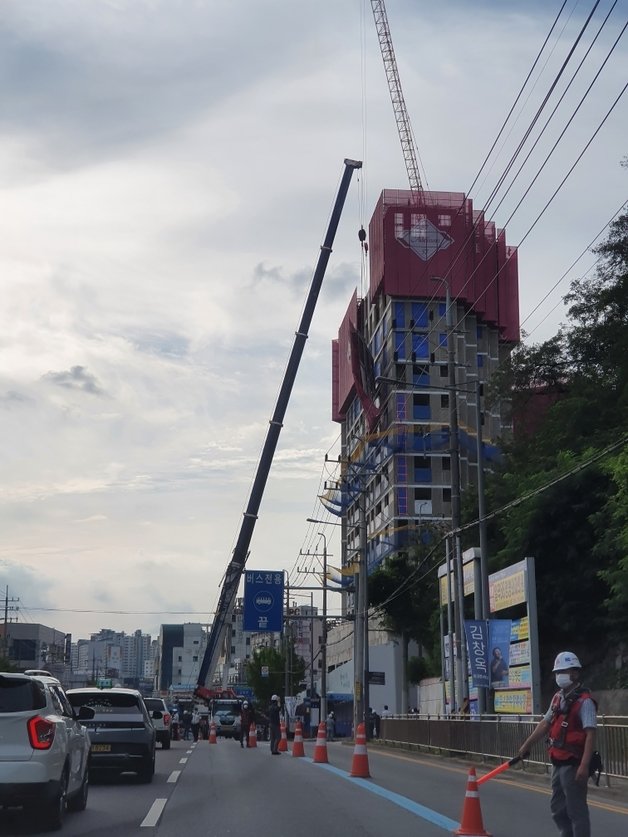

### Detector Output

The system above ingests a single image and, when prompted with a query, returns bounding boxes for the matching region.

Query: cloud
[0,390,31,408]
[42,365,105,395]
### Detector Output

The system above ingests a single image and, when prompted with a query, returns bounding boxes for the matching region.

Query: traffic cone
[248,722,257,748]
[292,720,305,757]
[208,721,217,744]
[312,721,329,764]
[454,767,491,836]
[349,722,370,777]
[278,720,288,752]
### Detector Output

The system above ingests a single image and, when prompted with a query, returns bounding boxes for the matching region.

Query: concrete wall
[594,689,628,715]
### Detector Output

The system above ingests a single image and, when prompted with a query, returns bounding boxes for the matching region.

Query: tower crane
[370,1,425,197]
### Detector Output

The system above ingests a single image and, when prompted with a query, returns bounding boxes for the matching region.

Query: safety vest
[547,688,591,763]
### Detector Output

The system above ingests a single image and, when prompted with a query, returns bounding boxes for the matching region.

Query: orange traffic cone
[278,720,288,752]
[349,722,370,777]
[454,767,491,836]
[292,720,305,757]
[248,722,257,748]
[312,721,329,763]
[208,721,217,744]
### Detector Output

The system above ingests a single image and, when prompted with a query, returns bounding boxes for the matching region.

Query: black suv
[66,688,156,783]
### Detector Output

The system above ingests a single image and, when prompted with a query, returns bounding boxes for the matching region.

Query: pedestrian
[240,701,256,748]
[518,651,597,837]
[171,709,180,741]
[191,708,201,742]
[199,712,209,740]
[381,704,392,718]
[367,707,376,738]
[269,694,281,754]
[182,709,192,741]
[373,710,381,738]
[326,710,335,742]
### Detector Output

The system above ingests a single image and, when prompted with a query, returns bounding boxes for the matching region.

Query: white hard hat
[553,651,582,672]
[271,694,279,701]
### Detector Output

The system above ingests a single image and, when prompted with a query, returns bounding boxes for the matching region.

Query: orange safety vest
[547,688,591,763]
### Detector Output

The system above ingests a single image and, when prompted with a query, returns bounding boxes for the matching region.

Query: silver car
[0,672,90,830]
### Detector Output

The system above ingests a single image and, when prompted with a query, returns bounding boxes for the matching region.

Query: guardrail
[379,715,628,785]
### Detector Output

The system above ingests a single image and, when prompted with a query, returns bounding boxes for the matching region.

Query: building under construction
[331,188,520,573]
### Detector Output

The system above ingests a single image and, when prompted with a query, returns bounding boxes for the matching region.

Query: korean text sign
[243,570,284,632]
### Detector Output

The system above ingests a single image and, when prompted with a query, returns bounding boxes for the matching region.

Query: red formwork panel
[332,291,359,420]
[367,189,519,338]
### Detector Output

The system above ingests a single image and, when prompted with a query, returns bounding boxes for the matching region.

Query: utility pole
[353,492,368,733]
[476,379,490,714]
[309,593,315,699]
[2,587,19,658]
[317,532,328,722]
[299,537,332,719]
[284,577,290,700]
[432,276,468,711]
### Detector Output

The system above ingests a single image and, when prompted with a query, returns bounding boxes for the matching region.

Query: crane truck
[195,158,362,702]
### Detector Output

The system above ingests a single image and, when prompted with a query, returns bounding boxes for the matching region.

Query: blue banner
[488,619,512,686]
[243,570,284,632]
[464,621,489,688]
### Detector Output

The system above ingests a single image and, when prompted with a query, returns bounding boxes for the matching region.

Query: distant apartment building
[156,623,208,694]
[72,628,153,688]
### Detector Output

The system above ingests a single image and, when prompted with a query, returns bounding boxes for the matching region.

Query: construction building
[331,188,519,574]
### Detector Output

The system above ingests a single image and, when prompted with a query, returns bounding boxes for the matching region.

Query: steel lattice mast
[371,1,424,196]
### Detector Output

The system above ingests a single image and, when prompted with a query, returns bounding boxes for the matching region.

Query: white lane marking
[186,749,193,754]
[179,757,188,764]
[167,770,181,783]
[141,798,167,828]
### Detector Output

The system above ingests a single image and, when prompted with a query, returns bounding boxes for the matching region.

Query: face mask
[555,673,572,689]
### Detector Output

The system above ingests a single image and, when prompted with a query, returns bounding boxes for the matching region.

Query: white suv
[0,672,90,830]
[143,697,172,749]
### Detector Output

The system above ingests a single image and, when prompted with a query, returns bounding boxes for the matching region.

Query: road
[2,737,627,836]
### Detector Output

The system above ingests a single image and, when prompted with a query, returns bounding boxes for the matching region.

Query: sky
[0,0,626,642]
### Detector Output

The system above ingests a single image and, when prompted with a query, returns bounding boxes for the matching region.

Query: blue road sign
[243,570,284,632]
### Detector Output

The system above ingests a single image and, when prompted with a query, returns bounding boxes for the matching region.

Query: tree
[244,641,306,707]
[482,196,628,674]
[368,529,442,711]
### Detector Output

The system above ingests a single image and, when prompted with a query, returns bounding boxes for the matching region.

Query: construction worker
[240,701,255,748]
[269,694,281,754]
[518,651,597,837]
[326,710,335,742]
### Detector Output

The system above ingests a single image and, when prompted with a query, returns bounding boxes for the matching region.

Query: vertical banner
[488,620,512,686]
[463,620,489,688]
[243,570,285,632]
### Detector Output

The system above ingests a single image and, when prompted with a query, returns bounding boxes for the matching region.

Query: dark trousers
[240,726,250,747]
[550,764,590,837]
[269,724,280,753]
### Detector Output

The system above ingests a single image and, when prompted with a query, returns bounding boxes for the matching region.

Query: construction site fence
[379,714,628,785]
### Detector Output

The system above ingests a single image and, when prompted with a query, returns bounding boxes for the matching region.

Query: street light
[306,517,342,526]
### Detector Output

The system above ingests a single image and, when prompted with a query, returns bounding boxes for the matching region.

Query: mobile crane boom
[370,0,424,196]
[196,158,362,698]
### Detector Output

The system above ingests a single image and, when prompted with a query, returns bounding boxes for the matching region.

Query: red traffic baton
[476,751,529,786]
